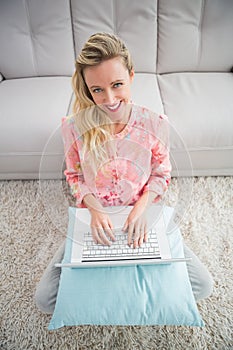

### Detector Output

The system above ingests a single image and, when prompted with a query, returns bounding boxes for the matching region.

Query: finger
[133,225,141,248]
[127,223,134,247]
[97,227,112,246]
[139,234,144,247]
[135,231,146,248]
[140,223,148,246]
[144,230,148,243]
[143,221,148,242]
[103,220,115,242]
[134,222,148,247]
[122,219,128,232]
[104,227,115,242]
[91,227,99,244]
[91,226,108,245]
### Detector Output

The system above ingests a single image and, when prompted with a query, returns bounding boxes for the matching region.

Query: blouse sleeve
[142,114,171,201]
[61,117,92,206]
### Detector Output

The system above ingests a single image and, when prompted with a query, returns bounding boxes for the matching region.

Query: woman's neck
[112,104,132,134]
[112,123,127,134]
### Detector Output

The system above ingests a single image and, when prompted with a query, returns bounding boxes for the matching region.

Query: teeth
[107,102,121,111]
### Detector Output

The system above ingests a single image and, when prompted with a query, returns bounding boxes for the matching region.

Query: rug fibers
[0,177,232,350]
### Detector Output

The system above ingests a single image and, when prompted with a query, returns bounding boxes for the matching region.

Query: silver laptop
[55,205,190,268]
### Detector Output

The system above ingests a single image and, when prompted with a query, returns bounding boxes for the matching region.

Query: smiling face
[83,57,134,126]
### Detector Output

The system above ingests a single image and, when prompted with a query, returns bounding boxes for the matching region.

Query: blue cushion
[48,207,204,329]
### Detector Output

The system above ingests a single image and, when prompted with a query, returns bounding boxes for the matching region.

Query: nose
[104,89,116,105]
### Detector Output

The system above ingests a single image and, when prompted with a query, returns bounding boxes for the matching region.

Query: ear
[129,69,135,83]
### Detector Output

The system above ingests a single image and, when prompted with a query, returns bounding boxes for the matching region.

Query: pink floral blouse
[62,104,171,207]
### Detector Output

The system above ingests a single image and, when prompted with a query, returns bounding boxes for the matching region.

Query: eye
[92,87,102,93]
[113,82,123,88]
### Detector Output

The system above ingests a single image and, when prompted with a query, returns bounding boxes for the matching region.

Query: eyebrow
[89,79,124,90]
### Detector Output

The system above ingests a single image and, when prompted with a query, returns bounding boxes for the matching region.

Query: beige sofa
[0,0,233,179]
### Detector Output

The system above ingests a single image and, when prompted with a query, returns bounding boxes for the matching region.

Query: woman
[35,33,213,314]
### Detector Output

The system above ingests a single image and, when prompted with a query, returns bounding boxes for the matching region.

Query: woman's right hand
[90,209,115,246]
[83,194,115,245]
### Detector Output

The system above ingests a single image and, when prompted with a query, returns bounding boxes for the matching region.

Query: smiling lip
[105,101,121,112]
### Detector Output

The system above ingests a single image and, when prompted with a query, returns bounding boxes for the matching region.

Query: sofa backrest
[0,0,74,79]
[0,0,233,79]
[157,0,233,73]
[71,0,158,74]
[0,0,158,79]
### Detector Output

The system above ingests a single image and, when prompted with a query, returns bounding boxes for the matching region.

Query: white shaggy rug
[0,177,232,350]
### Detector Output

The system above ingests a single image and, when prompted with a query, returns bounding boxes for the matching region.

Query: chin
[107,102,130,123]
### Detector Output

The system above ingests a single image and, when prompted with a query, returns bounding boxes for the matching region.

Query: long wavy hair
[72,33,134,162]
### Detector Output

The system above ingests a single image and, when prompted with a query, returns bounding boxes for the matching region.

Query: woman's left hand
[123,205,148,248]
[123,191,159,248]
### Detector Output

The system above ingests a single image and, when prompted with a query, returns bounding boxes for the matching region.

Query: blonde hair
[72,33,133,162]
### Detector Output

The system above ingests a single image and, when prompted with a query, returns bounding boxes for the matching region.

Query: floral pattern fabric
[61,104,171,207]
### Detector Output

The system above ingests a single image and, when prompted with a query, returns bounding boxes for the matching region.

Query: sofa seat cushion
[0,77,72,179]
[131,73,164,114]
[158,73,233,175]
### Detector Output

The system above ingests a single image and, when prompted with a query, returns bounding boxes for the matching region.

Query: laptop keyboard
[82,229,161,261]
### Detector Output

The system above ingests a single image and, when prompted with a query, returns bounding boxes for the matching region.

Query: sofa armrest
[0,73,3,82]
